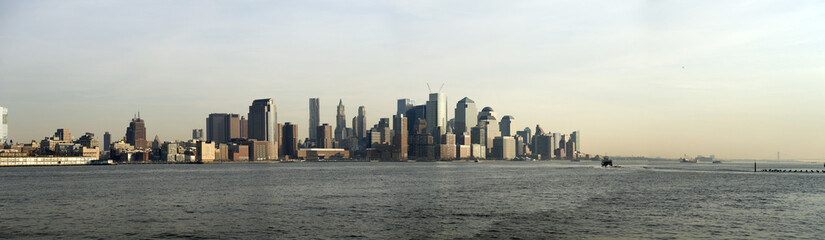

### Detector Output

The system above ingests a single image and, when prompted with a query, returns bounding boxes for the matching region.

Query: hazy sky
[1,0,824,160]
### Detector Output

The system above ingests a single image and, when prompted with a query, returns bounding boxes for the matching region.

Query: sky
[1,0,824,160]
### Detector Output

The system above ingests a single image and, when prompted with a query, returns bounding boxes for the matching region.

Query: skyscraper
[282,122,298,158]
[397,98,415,116]
[354,106,367,139]
[55,128,71,141]
[0,106,7,144]
[192,129,204,140]
[477,107,500,155]
[317,124,333,148]
[206,113,241,144]
[571,131,580,152]
[248,98,278,143]
[405,105,426,135]
[103,131,111,151]
[425,93,447,143]
[309,98,320,142]
[454,97,477,135]
[126,113,147,148]
[392,114,408,160]
[500,115,514,137]
[239,117,247,139]
[335,99,347,141]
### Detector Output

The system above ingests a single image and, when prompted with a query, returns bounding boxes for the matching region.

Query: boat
[680,155,697,163]
[601,157,613,167]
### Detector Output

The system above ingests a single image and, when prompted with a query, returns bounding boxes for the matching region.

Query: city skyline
[1,1,824,159]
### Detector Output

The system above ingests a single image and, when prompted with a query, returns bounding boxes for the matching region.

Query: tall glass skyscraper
[454,97,477,135]
[426,93,447,143]
[397,98,415,116]
[248,98,277,143]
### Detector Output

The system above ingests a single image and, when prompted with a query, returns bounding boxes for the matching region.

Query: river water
[1,160,824,239]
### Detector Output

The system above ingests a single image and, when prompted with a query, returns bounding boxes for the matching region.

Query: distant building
[404,105,426,135]
[397,98,415,116]
[248,140,270,161]
[477,107,500,155]
[454,97,477,136]
[206,113,242,144]
[317,124,333,148]
[534,134,555,160]
[55,128,71,141]
[103,132,111,152]
[516,127,531,146]
[354,106,367,139]
[392,115,408,160]
[499,115,514,137]
[425,93,447,143]
[196,141,215,163]
[239,117,248,139]
[126,113,148,149]
[0,106,7,144]
[248,98,278,143]
[309,98,320,142]
[570,131,580,153]
[192,129,203,141]
[282,122,299,158]
[335,99,347,141]
[492,136,516,160]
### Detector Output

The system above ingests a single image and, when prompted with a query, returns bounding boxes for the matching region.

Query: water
[1,161,824,239]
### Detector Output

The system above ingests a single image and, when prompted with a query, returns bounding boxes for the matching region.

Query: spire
[338,99,343,106]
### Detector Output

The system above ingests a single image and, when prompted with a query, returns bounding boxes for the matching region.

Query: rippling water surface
[1,161,824,239]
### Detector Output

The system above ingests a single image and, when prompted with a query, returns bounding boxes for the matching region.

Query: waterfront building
[216,143,229,161]
[248,98,278,143]
[454,97,477,136]
[397,98,415,116]
[206,113,241,144]
[392,115,408,160]
[566,139,576,159]
[229,144,249,161]
[317,124,333,148]
[492,136,516,160]
[499,115,514,137]
[309,98,320,142]
[425,93,447,143]
[282,122,299,159]
[0,106,7,144]
[196,141,215,163]
[535,134,555,160]
[335,100,347,141]
[126,113,148,149]
[439,130,457,160]
[248,140,269,161]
